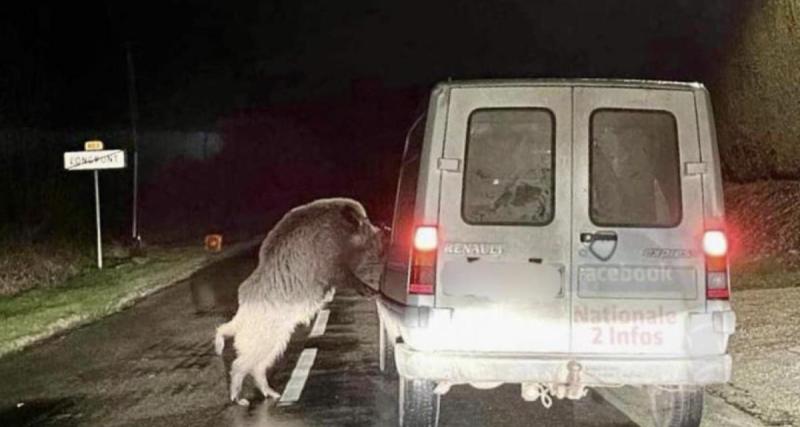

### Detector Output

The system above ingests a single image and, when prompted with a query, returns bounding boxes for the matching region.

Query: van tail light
[414,226,438,252]
[409,226,437,295]
[703,230,728,257]
[703,230,730,300]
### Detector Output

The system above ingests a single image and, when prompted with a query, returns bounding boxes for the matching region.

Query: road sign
[84,140,104,151]
[63,145,127,269]
[64,150,126,171]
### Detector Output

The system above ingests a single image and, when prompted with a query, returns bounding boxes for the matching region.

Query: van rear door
[571,87,705,355]
[437,86,572,353]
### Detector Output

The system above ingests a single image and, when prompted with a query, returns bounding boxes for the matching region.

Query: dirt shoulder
[706,285,800,427]
[598,281,800,427]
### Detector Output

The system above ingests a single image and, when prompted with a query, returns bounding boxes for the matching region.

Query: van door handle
[580,231,618,243]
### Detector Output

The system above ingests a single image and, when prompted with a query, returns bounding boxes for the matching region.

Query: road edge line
[308,309,330,338]
[278,348,318,406]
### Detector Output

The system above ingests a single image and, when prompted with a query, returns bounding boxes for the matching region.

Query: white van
[377,79,736,427]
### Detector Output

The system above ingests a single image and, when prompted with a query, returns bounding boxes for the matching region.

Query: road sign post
[64,141,126,269]
[94,170,103,269]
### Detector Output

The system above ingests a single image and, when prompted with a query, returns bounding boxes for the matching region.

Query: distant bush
[0,240,90,296]
[711,1,800,181]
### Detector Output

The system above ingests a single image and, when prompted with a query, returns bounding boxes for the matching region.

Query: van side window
[392,116,425,246]
[590,109,682,227]
[462,109,555,225]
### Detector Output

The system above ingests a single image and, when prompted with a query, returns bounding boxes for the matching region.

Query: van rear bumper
[395,344,732,386]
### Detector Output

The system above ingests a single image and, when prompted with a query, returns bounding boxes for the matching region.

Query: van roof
[437,78,705,92]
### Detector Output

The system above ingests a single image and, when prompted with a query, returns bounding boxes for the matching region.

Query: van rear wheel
[648,386,704,427]
[378,319,397,377]
[399,377,440,427]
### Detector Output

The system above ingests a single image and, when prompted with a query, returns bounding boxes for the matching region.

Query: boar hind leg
[229,357,251,406]
[254,363,281,400]
[253,327,294,401]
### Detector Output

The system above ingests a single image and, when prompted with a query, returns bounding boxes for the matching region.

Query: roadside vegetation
[0,245,232,357]
[731,255,800,291]
[725,180,800,291]
[0,240,89,297]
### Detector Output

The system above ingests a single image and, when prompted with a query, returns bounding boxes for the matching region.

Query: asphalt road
[0,250,637,427]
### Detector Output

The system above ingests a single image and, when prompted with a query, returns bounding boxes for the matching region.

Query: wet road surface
[0,250,637,426]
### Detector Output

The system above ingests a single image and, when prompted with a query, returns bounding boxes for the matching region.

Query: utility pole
[126,42,141,245]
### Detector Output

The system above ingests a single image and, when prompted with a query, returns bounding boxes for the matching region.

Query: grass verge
[0,239,259,358]
[731,254,800,291]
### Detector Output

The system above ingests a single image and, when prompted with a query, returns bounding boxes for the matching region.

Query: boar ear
[340,205,362,230]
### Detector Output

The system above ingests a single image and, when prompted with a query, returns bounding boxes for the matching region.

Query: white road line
[278,348,318,406]
[277,301,332,406]
[309,309,330,338]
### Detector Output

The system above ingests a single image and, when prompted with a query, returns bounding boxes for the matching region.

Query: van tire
[649,386,704,427]
[399,377,440,427]
[379,321,397,378]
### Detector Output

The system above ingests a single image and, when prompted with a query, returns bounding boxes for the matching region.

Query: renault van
[377,80,736,427]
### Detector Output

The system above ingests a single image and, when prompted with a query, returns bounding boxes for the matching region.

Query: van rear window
[590,109,682,227]
[462,109,555,225]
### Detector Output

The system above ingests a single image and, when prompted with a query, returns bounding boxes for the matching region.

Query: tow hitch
[521,361,589,408]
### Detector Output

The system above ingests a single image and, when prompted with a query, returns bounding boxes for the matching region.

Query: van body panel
[570,87,706,355]
[694,87,726,222]
[394,342,731,384]
[378,79,733,387]
[442,79,703,92]
[693,88,733,318]
[416,85,448,231]
[436,86,573,352]
[382,87,448,306]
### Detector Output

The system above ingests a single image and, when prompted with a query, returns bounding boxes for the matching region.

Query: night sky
[4,0,778,240]
[2,0,745,130]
